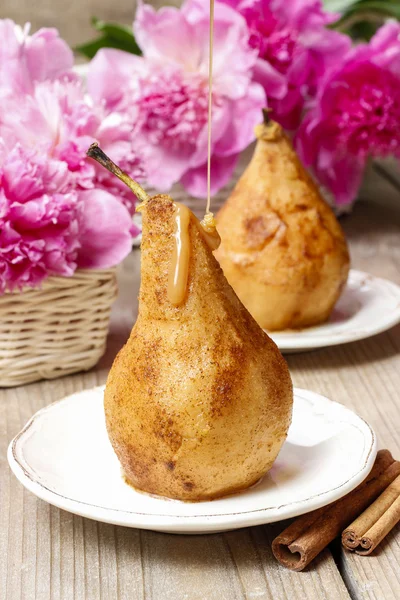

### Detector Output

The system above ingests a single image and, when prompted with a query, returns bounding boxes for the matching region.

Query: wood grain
[285,199,400,600]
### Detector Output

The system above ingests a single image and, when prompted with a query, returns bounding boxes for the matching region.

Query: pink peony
[296,21,400,205]
[210,0,351,129]
[0,20,143,293]
[0,135,134,293]
[87,0,266,197]
[0,146,80,291]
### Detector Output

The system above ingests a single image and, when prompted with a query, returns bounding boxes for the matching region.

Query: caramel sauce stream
[206,0,215,216]
[167,0,220,306]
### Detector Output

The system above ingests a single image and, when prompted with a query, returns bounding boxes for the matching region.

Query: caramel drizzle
[167,204,221,306]
[168,203,191,307]
[206,0,215,216]
[198,211,221,251]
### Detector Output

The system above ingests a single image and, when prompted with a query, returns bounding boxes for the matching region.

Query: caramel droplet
[199,212,221,251]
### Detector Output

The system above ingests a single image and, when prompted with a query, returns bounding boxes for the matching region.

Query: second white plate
[268,269,400,352]
[8,386,376,534]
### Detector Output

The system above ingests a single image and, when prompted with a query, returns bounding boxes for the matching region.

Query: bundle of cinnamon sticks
[272,450,400,571]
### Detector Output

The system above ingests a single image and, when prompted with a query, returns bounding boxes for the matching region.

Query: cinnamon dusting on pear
[215,114,350,331]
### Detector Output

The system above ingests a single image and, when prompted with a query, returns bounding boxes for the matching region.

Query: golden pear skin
[215,117,350,331]
[104,195,293,501]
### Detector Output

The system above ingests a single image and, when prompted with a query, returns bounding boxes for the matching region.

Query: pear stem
[87,143,149,204]
[262,107,272,125]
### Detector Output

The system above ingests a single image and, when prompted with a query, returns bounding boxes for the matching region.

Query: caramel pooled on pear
[215,118,350,331]
[104,195,293,501]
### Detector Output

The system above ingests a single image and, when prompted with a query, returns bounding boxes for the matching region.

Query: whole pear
[215,116,350,331]
[104,194,293,501]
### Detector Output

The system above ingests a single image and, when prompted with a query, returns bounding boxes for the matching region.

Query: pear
[87,144,293,502]
[215,112,350,331]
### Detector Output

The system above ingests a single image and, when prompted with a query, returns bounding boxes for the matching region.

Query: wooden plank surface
[0,341,351,600]
[286,201,400,600]
[1,190,399,599]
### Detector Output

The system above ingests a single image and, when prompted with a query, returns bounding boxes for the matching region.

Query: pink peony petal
[0,20,76,95]
[188,103,232,169]
[253,59,287,100]
[0,20,33,94]
[144,143,193,192]
[2,146,70,203]
[181,153,239,198]
[25,28,74,82]
[0,19,21,61]
[87,48,144,109]
[135,2,202,69]
[136,0,257,100]
[76,189,134,269]
[369,21,400,72]
[276,0,339,30]
[316,151,364,206]
[269,85,304,130]
[302,28,351,87]
[213,83,265,156]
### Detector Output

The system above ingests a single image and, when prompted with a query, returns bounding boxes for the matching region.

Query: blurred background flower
[296,21,400,205]
[76,0,400,207]
[87,0,266,197]
[212,0,351,129]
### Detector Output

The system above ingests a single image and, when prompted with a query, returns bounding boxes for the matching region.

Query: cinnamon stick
[342,473,400,555]
[272,450,400,571]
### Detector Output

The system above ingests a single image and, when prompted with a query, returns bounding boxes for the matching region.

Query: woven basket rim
[3,267,117,297]
[0,268,118,387]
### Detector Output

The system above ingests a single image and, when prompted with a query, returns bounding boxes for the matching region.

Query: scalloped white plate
[8,386,376,534]
[268,270,400,353]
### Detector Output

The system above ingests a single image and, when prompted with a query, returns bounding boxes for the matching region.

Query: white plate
[269,270,400,352]
[8,387,376,534]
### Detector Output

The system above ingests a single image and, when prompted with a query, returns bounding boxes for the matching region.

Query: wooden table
[1,167,399,599]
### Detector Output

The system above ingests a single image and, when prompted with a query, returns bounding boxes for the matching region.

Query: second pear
[215,116,350,331]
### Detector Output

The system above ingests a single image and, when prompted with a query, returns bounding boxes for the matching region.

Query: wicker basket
[0,269,118,387]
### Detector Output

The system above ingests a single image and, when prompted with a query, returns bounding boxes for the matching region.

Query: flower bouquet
[0,21,144,386]
[78,0,400,209]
